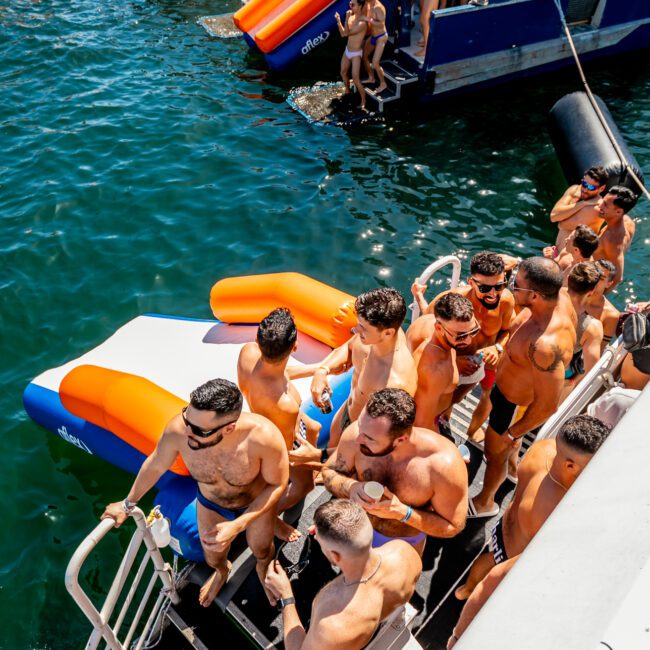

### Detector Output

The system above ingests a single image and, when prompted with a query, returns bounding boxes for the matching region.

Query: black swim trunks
[488,384,523,435]
[340,401,352,432]
[489,518,508,565]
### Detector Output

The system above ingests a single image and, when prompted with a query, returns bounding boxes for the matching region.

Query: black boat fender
[548,91,644,197]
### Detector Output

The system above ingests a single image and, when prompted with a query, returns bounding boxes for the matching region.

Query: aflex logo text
[58,425,93,454]
[301,31,330,55]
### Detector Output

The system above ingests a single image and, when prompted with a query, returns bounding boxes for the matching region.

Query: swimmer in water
[335,0,368,110]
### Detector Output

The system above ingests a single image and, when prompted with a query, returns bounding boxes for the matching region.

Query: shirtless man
[469,257,576,517]
[238,308,322,541]
[412,252,515,440]
[335,0,367,110]
[265,499,422,650]
[560,263,604,401]
[322,388,468,552]
[586,259,619,348]
[543,224,599,285]
[455,414,610,600]
[101,379,289,607]
[406,293,479,435]
[311,287,417,449]
[550,165,607,251]
[361,0,388,93]
[593,185,637,289]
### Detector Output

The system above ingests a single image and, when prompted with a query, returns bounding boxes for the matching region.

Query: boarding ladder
[65,507,206,650]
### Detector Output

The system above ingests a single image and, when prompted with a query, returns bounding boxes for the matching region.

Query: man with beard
[412,252,515,441]
[550,166,608,251]
[469,258,576,517]
[322,388,468,552]
[101,379,289,608]
[406,293,480,435]
[593,185,637,289]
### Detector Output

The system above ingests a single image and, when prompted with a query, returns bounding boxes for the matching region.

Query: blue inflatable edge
[24,369,352,562]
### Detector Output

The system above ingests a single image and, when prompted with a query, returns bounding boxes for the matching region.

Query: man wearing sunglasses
[593,185,637,289]
[101,378,289,608]
[469,257,576,518]
[265,499,422,650]
[550,165,608,251]
[412,252,515,442]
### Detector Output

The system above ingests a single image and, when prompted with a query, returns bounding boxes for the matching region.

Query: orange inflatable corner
[210,272,357,349]
[254,0,335,53]
[233,0,287,33]
[60,365,189,476]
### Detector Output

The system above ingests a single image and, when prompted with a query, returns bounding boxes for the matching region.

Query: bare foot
[361,77,376,84]
[455,583,472,601]
[198,561,231,607]
[275,517,302,542]
[314,472,324,486]
[415,49,425,58]
[376,83,387,93]
[417,37,424,46]
[257,560,278,606]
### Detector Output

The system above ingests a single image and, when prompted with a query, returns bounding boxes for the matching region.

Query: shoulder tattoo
[527,341,564,373]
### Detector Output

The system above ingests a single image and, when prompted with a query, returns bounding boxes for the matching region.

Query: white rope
[551,0,650,202]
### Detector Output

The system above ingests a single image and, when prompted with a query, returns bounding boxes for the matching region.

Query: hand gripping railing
[65,507,180,650]
[409,255,462,321]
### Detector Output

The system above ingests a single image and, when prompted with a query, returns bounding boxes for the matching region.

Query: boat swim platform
[153,388,515,650]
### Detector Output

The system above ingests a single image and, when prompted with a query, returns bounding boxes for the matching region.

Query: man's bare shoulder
[164,412,188,441]
[519,438,555,474]
[241,413,286,449]
[527,335,570,373]
[412,428,461,464]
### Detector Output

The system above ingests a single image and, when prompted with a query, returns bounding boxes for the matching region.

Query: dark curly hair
[470,251,505,277]
[365,388,416,438]
[558,414,610,455]
[433,292,473,322]
[257,308,297,362]
[355,288,407,331]
[190,379,243,417]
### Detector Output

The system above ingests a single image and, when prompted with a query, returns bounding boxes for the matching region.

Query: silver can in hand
[319,390,333,414]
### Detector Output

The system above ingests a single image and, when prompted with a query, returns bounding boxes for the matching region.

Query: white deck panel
[31,314,331,405]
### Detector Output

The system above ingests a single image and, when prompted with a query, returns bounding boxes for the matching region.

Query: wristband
[506,429,521,442]
[320,447,329,464]
[495,342,504,354]
[401,505,413,523]
[278,596,296,610]
[122,498,138,514]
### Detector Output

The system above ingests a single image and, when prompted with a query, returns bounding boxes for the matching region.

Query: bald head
[519,257,563,300]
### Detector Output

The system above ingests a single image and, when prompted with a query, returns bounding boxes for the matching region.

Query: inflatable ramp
[234,0,350,70]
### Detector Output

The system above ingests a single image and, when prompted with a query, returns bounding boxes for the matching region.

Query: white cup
[364,481,385,502]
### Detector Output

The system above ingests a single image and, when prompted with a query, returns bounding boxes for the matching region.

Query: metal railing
[410,255,462,320]
[536,335,627,441]
[65,508,180,650]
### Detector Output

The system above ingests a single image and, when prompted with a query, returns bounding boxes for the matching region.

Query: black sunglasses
[471,278,508,294]
[437,320,481,341]
[181,407,237,438]
[275,533,313,578]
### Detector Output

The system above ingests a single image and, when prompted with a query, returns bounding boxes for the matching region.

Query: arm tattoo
[322,457,356,495]
[527,341,564,372]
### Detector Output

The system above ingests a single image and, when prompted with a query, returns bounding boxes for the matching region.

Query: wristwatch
[495,342,504,354]
[278,596,296,610]
[320,447,329,463]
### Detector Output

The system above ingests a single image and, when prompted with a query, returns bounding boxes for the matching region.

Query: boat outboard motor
[548,91,644,197]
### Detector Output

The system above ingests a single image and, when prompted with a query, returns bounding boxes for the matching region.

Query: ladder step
[165,606,210,650]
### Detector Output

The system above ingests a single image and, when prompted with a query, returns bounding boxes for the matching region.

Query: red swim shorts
[480,368,496,391]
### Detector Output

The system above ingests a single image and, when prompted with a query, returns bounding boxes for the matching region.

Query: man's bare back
[551,182,604,251]
[501,438,564,557]
[310,540,421,646]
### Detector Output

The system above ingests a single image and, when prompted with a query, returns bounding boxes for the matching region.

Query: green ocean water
[1,0,648,646]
